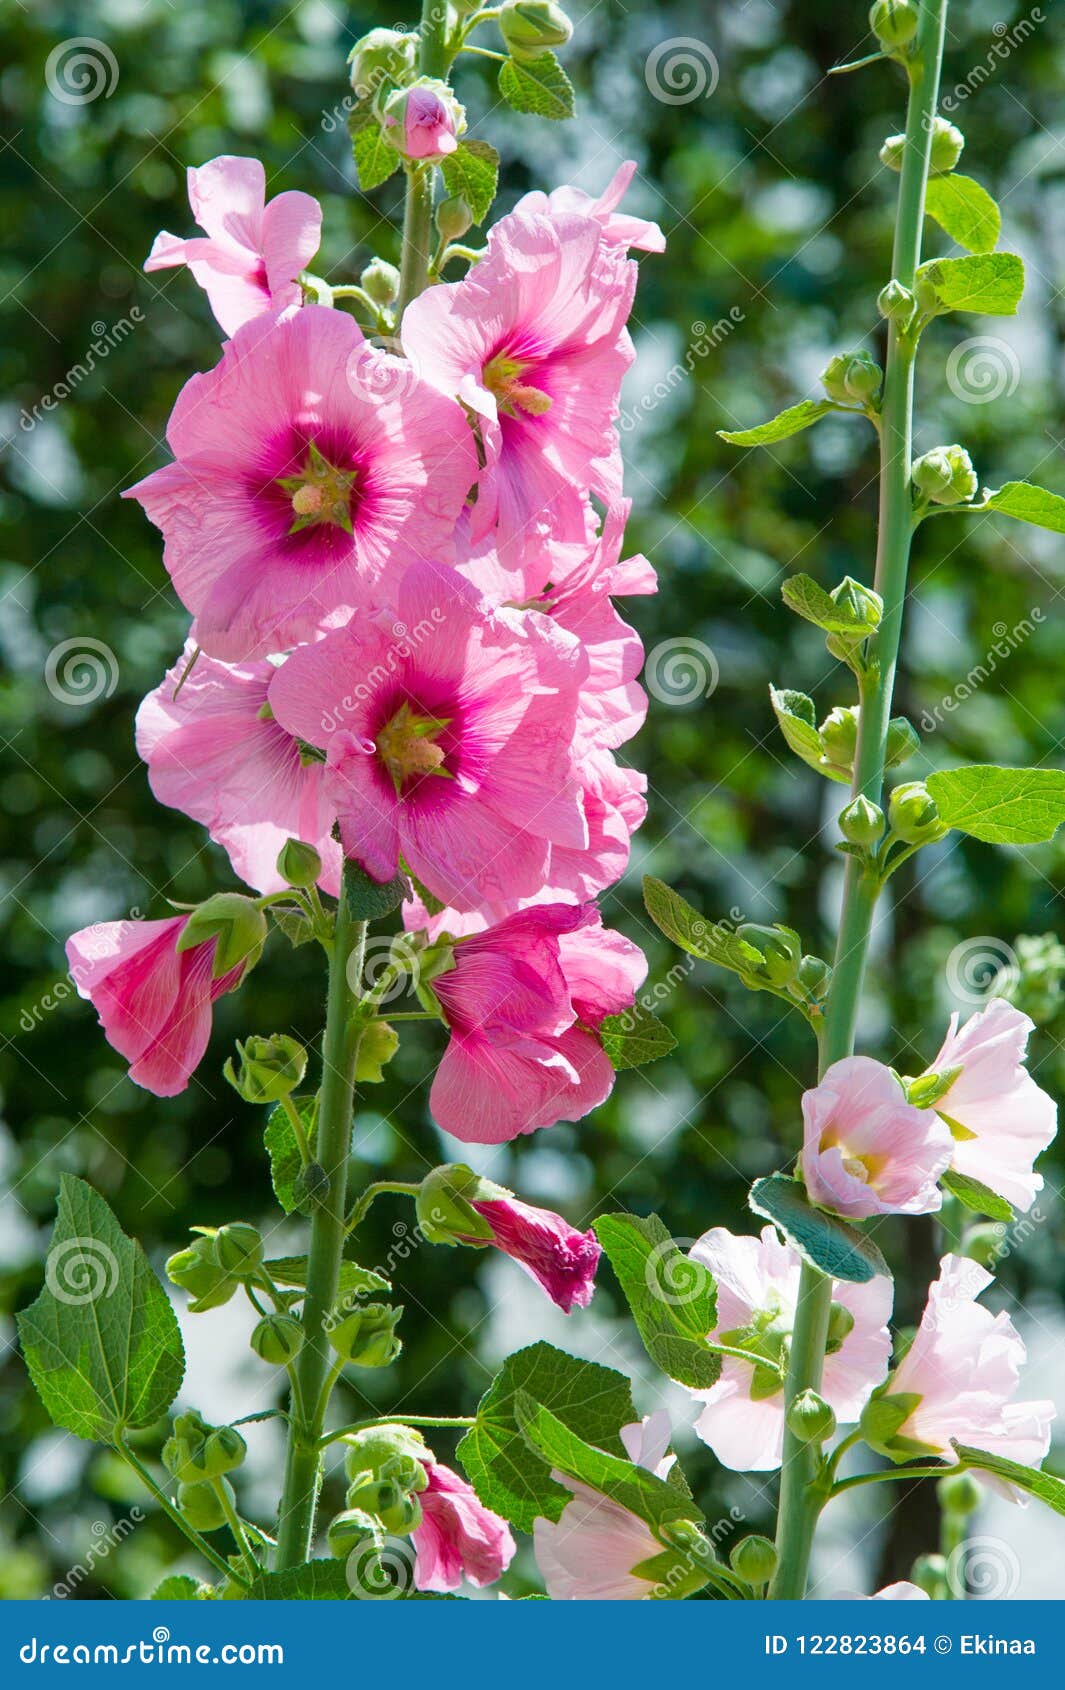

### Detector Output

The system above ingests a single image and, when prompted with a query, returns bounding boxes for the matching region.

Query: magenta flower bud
[468,1195,601,1314]
[382,79,465,161]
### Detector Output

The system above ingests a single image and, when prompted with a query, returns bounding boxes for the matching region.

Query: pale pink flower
[533,1413,675,1600]
[411,1459,515,1593]
[268,563,605,918]
[65,917,244,1098]
[402,211,635,551]
[459,1194,600,1312]
[928,999,1057,1212]
[690,1226,893,1472]
[801,1056,953,1219]
[429,902,645,1144]
[515,160,666,253]
[842,1582,930,1601]
[125,306,477,662]
[144,156,321,336]
[383,81,462,160]
[885,1253,1054,1487]
[135,645,341,897]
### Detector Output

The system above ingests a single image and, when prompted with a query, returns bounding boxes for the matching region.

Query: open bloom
[135,646,341,896]
[881,1253,1054,1487]
[533,1413,673,1600]
[460,1193,600,1313]
[429,902,645,1144]
[927,999,1057,1212]
[402,210,635,550]
[65,917,245,1098]
[515,160,666,253]
[268,563,604,917]
[125,306,476,661]
[689,1226,892,1472]
[144,155,321,336]
[801,1056,953,1219]
[412,1459,515,1593]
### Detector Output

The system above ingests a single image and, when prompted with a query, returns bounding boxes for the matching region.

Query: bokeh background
[2,0,1065,1600]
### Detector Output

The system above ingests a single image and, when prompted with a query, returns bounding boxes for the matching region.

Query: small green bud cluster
[166,1224,264,1312]
[887,781,948,845]
[912,444,978,507]
[347,28,418,104]
[250,1312,304,1366]
[164,1409,247,1531]
[328,1301,404,1368]
[877,278,917,328]
[880,117,964,176]
[327,1425,432,1550]
[839,795,885,851]
[819,705,859,776]
[821,351,883,406]
[224,1034,307,1103]
[360,257,400,308]
[786,1388,837,1445]
[275,838,322,889]
[730,1534,778,1587]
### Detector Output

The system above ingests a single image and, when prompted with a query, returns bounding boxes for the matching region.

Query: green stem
[345,1179,421,1234]
[769,0,949,1601]
[832,1462,960,1499]
[281,1093,312,1167]
[317,1413,475,1451]
[212,1478,259,1581]
[115,1436,246,1587]
[395,0,453,322]
[274,877,366,1570]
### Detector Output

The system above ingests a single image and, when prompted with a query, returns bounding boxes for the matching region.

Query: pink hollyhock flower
[135,645,342,897]
[382,80,464,160]
[125,306,477,662]
[411,1459,515,1593]
[533,1413,674,1600]
[926,999,1057,1212]
[65,916,245,1098]
[801,1056,953,1219]
[689,1226,892,1472]
[461,1194,600,1313]
[268,563,602,917]
[515,160,666,253]
[882,1254,1054,1487]
[144,156,321,336]
[402,211,635,550]
[428,902,645,1144]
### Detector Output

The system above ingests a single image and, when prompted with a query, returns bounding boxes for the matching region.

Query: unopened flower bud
[885,715,920,768]
[888,780,945,844]
[499,0,574,60]
[938,1471,983,1517]
[911,1551,949,1599]
[839,796,885,849]
[962,1221,1006,1267]
[730,1534,778,1586]
[177,893,267,977]
[250,1313,304,1366]
[212,1223,264,1279]
[360,257,400,307]
[343,1424,431,1483]
[166,1239,237,1313]
[825,1301,856,1353]
[326,1508,375,1557]
[912,444,977,507]
[786,1388,837,1445]
[328,1303,403,1367]
[738,923,802,988]
[382,79,466,162]
[276,838,322,889]
[821,351,883,405]
[436,195,473,245]
[197,1426,247,1480]
[869,0,918,49]
[879,132,906,173]
[355,1020,399,1084]
[929,116,965,173]
[415,1163,496,1246]
[178,1480,230,1532]
[877,278,917,326]
[796,954,832,1000]
[224,1034,307,1104]
[819,705,860,772]
[347,28,418,102]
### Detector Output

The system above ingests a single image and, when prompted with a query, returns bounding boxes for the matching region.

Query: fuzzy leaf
[952,1444,1065,1515]
[594,1213,719,1389]
[270,903,316,948]
[642,876,766,976]
[249,1560,355,1600]
[940,1171,1014,1223]
[598,1003,677,1070]
[918,251,1025,316]
[769,687,850,783]
[440,138,500,224]
[748,1173,890,1284]
[152,1575,210,1599]
[497,53,575,121]
[924,175,1001,254]
[266,1256,390,1300]
[352,123,400,193]
[263,1098,316,1216]
[926,765,1065,845]
[985,481,1065,534]
[781,574,881,635]
[343,860,410,922]
[718,399,836,447]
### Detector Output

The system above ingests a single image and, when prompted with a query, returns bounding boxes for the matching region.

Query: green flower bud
[879,132,906,173]
[786,1388,837,1445]
[347,28,418,102]
[962,1221,1007,1267]
[738,923,803,987]
[911,1551,949,1600]
[360,257,400,307]
[326,1508,375,1557]
[877,278,917,326]
[825,1301,856,1353]
[912,444,977,506]
[250,1313,304,1366]
[831,577,882,633]
[378,1489,423,1534]
[345,1475,401,1515]
[178,1480,230,1533]
[796,954,832,1000]
[929,116,965,173]
[436,195,473,245]
[888,780,946,844]
[499,0,574,61]
[224,1035,307,1104]
[177,893,267,978]
[821,351,883,405]
[193,1426,247,1481]
[415,1163,497,1246]
[938,1471,983,1517]
[166,1239,237,1313]
[328,1302,403,1368]
[275,837,322,889]
[869,0,918,49]
[885,714,920,768]
[819,705,860,773]
[729,1534,778,1586]
[355,1020,400,1084]
[212,1223,264,1279]
[839,796,885,849]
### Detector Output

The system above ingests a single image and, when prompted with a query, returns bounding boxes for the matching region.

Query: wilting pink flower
[927,999,1057,1212]
[842,1582,930,1601]
[382,80,463,160]
[801,1056,953,1219]
[515,160,666,253]
[689,1226,892,1472]
[429,902,645,1144]
[268,563,604,917]
[125,306,477,662]
[533,1413,673,1600]
[65,917,244,1098]
[884,1254,1054,1488]
[462,1194,600,1313]
[144,155,321,336]
[135,646,341,896]
[402,211,635,550]
[411,1459,514,1593]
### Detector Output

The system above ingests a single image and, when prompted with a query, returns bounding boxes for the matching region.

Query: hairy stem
[395,0,452,320]
[769,0,949,1601]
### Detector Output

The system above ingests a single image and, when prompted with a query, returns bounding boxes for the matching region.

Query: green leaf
[352,122,400,193]
[152,1575,211,1599]
[748,1173,890,1284]
[642,876,767,976]
[918,251,1025,316]
[17,1176,185,1442]
[270,903,315,948]
[263,1097,316,1216]
[924,175,1001,254]
[769,687,850,784]
[781,574,881,635]
[952,1444,1065,1515]
[249,1560,355,1600]
[594,1213,720,1390]
[598,1003,677,1070]
[343,860,410,922]
[926,765,1065,845]
[718,399,836,448]
[497,52,575,121]
[266,1256,390,1300]
[940,1171,1014,1223]
[985,481,1065,534]
[440,138,500,225]
[457,1341,635,1532]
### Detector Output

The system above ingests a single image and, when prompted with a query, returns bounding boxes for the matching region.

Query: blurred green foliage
[1,0,1063,1598]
